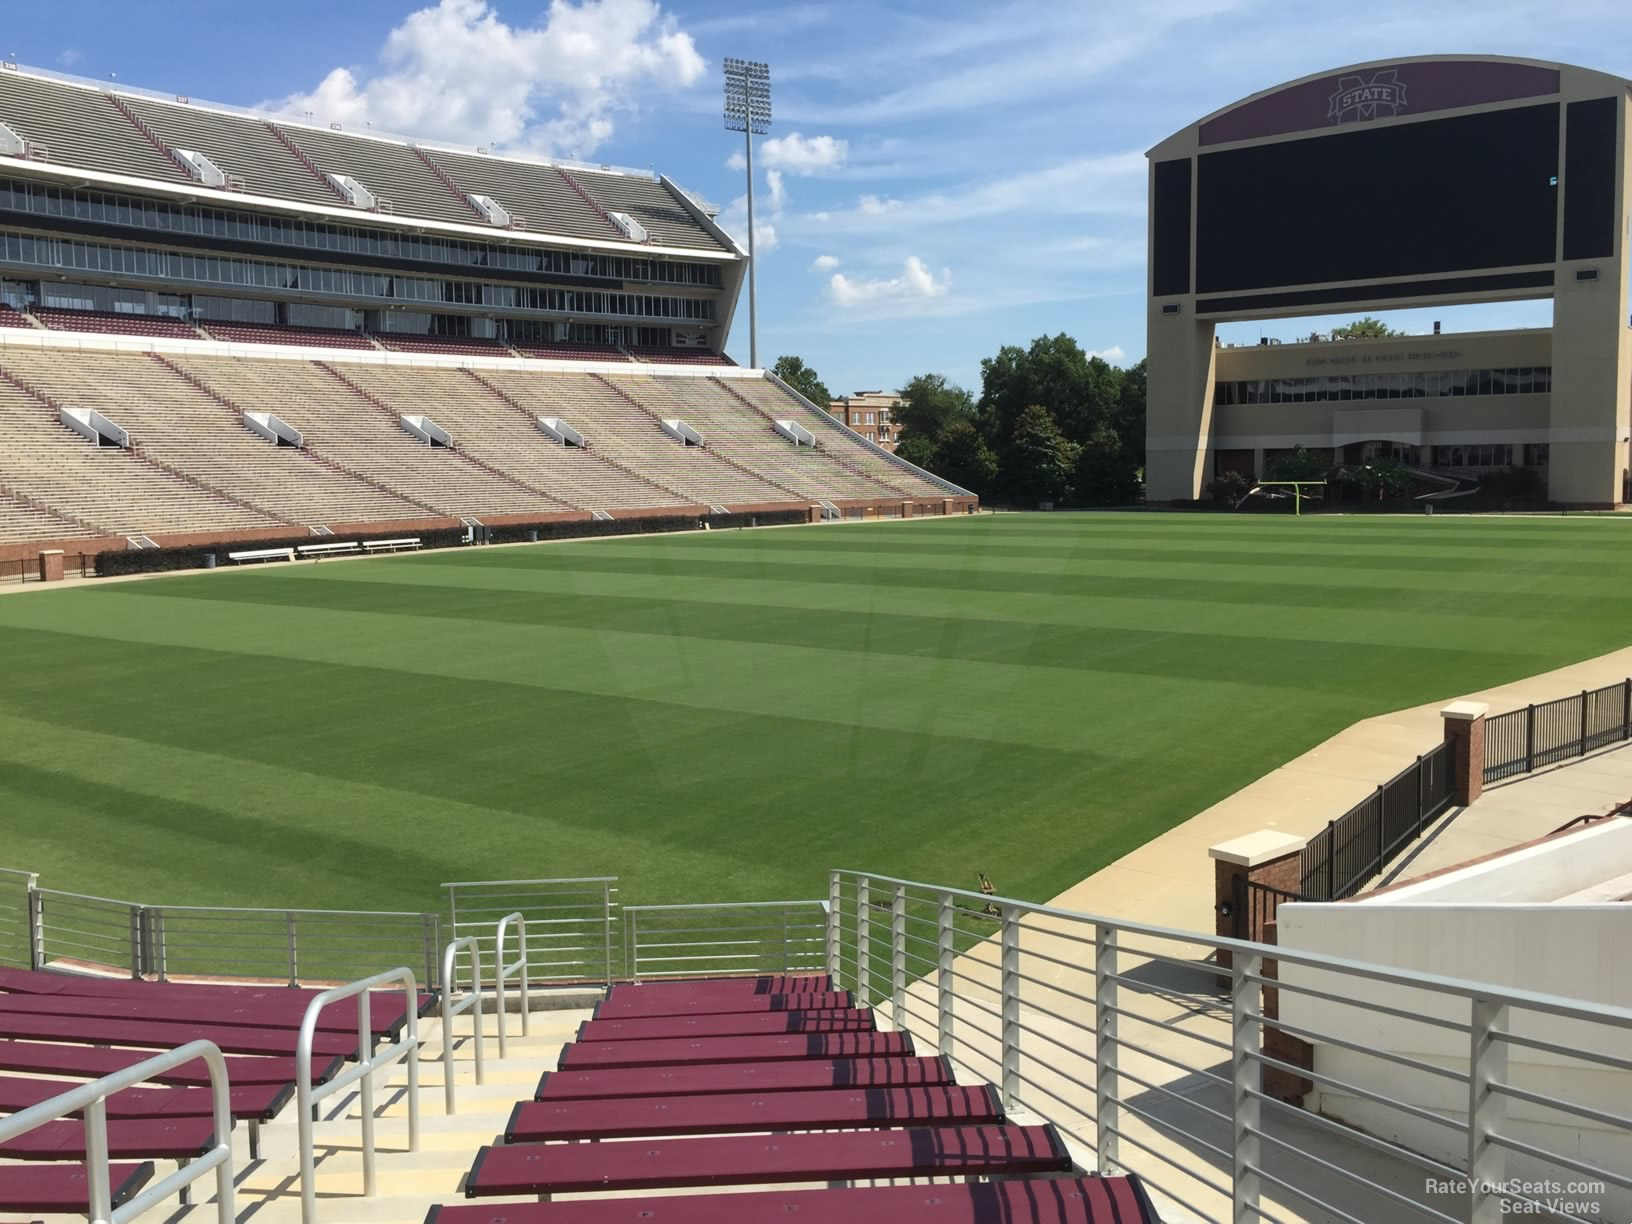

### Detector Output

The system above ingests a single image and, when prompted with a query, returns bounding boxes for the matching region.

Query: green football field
[1,512,1629,915]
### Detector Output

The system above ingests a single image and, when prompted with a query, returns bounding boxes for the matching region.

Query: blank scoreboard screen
[1195,102,1561,295]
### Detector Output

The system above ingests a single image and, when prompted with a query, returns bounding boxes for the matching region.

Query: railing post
[1231,950,1262,1223]
[1623,677,1630,741]
[128,905,143,980]
[825,872,842,988]
[1094,925,1119,1174]
[1467,996,1510,1224]
[999,907,1021,1111]
[1374,784,1385,877]
[1324,820,1335,901]
[423,914,437,988]
[1524,703,1535,773]
[855,878,871,1006]
[84,1095,112,1222]
[936,891,954,1058]
[602,880,614,988]
[1579,688,1590,756]
[286,912,298,988]
[152,907,167,982]
[890,884,907,1031]
[358,990,376,1197]
[26,881,42,971]
[1415,753,1426,836]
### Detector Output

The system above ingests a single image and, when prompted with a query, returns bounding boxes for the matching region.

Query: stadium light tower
[723,57,770,369]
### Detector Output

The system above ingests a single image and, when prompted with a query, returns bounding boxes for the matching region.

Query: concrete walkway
[1051,645,1632,931]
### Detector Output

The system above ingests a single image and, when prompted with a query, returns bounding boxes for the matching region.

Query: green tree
[894,434,940,470]
[1329,316,1402,340]
[977,334,1123,449]
[1207,470,1253,508]
[1073,422,1142,505]
[931,420,998,495]
[895,373,975,445]
[1007,405,1080,505]
[772,355,833,407]
[1265,445,1331,483]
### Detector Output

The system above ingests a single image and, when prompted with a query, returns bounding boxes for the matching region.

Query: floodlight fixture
[723,58,772,367]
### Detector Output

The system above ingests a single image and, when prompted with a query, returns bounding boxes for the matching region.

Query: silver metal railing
[442,876,617,989]
[6,873,439,986]
[828,870,1632,1224]
[0,867,38,968]
[624,900,828,982]
[0,1040,236,1223]
[494,912,530,1057]
[295,968,421,1224]
[439,936,485,1115]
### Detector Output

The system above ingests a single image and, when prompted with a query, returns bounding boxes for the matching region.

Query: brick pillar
[901,501,913,519]
[942,498,954,515]
[1441,700,1488,807]
[808,505,822,524]
[36,549,63,582]
[1260,920,1313,1104]
[1209,831,1306,976]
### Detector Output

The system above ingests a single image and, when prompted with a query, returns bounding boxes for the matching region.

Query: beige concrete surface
[1050,644,1632,933]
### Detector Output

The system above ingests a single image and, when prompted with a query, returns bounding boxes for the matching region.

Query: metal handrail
[829,869,1632,1223]
[494,912,529,1057]
[624,900,828,983]
[439,937,484,1114]
[295,968,421,1224]
[0,1040,235,1223]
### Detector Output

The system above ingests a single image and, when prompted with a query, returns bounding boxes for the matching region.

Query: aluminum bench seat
[559,1032,914,1071]
[0,1162,153,1215]
[0,991,394,1037]
[0,1038,341,1086]
[0,1075,292,1122]
[463,1123,1071,1197]
[592,991,852,1019]
[0,1013,358,1059]
[604,975,830,1001]
[536,1056,956,1101]
[428,1175,1158,1224]
[0,1115,219,1161]
[505,1084,1003,1142]
[576,1010,874,1043]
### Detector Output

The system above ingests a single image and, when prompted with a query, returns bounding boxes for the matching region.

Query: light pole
[723,57,770,369]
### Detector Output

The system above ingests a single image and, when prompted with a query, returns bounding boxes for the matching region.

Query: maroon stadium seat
[463,1123,1070,1197]
[505,1084,1002,1142]
[0,1038,340,1086]
[0,1162,153,1215]
[592,991,852,1019]
[605,975,830,1000]
[0,1116,218,1161]
[536,1056,955,1101]
[0,1012,357,1059]
[576,1010,874,1043]
[0,1076,291,1122]
[0,991,392,1036]
[427,1176,1159,1224]
[559,1031,913,1071]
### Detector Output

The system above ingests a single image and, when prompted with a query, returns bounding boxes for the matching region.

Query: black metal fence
[1230,875,1305,941]
[1301,741,1454,901]
[1483,680,1632,783]
[0,553,92,584]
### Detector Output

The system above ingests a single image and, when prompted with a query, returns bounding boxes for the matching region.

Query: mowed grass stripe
[2,512,1630,912]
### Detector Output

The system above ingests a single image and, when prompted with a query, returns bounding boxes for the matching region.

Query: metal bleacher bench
[296,542,361,558]
[363,537,422,552]
[226,547,294,564]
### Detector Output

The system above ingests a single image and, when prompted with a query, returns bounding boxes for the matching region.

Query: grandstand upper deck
[0,62,731,257]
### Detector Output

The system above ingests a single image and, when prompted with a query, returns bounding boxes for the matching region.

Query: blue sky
[9,0,1632,394]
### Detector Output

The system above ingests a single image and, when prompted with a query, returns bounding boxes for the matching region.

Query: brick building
[828,390,901,451]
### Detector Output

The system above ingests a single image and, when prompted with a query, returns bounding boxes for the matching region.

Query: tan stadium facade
[1145,56,1632,507]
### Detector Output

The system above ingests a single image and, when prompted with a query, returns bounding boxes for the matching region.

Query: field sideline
[1,512,1629,914]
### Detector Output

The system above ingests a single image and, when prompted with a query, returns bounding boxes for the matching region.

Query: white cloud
[717,192,778,253]
[1088,345,1126,363]
[857,194,902,215]
[57,48,81,68]
[810,254,840,272]
[829,256,950,308]
[725,150,746,171]
[765,168,787,210]
[758,131,847,174]
[263,0,704,158]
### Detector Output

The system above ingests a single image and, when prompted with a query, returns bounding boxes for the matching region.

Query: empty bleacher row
[0,66,726,253]
[0,965,429,1218]
[0,345,956,547]
[428,974,1155,1223]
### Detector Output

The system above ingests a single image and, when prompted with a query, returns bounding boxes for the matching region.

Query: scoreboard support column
[1145,311,1218,502]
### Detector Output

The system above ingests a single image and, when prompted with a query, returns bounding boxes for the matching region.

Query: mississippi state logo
[1328,69,1408,123]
